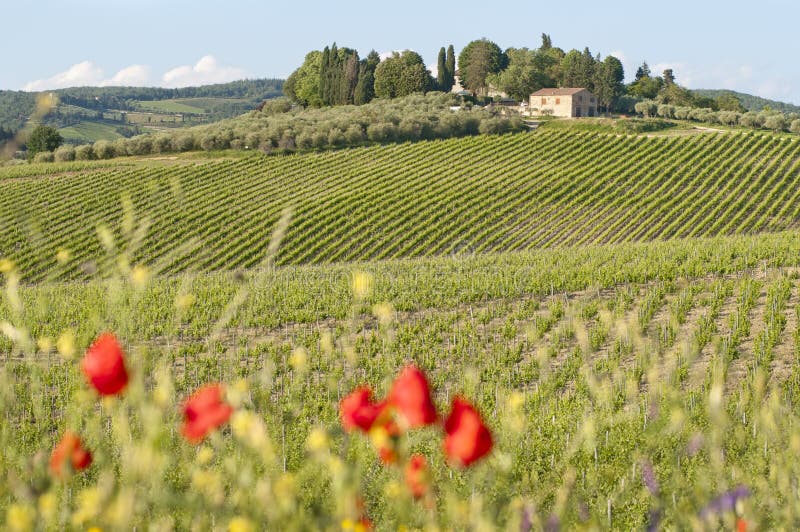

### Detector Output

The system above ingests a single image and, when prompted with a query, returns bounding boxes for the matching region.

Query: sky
[2,0,799,103]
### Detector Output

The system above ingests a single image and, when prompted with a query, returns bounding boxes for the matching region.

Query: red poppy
[81,333,129,396]
[49,431,92,478]
[388,365,437,428]
[404,454,429,498]
[181,384,233,444]
[737,518,747,532]
[340,387,385,432]
[443,397,493,467]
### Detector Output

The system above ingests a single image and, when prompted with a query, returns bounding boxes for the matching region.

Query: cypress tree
[436,47,447,91]
[354,51,379,105]
[320,46,331,105]
[445,45,456,91]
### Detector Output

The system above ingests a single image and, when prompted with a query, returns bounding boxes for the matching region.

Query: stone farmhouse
[529,88,597,118]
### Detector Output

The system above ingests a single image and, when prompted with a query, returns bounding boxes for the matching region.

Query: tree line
[284,44,458,107]
[284,36,628,112]
[25,93,525,163]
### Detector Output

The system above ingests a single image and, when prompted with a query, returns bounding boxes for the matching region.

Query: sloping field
[3,232,800,528]
[2,129,800,281]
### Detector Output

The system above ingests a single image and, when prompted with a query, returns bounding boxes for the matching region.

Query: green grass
[57,122,125,143]
[134,97,250,115]
[134,99,208,115]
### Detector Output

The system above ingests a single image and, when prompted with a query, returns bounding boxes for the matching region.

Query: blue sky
[3,0,799,103]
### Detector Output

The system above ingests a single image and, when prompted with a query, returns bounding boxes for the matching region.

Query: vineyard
[3,230,800,528]
[4,127,800,528]
[2,129,800,282]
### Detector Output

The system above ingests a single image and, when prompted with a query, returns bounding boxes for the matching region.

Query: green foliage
[693,89,800,114]
[445,45,456,92]
[25,125,62,160]
[614,118,675,134]
[354,51,380,105]
[5,225,800,527]
[0,91,37,133]
[284,51,324,107]
[6,128,800,283]
[457,39,508,94]
[436,47,448,91]
[560,48,597,91]
[716,94,747,113]
[764,114,787,132]
[594,56,626,112]
[373,51,433,99]
[319,44,361,106]
[486,48,555,102]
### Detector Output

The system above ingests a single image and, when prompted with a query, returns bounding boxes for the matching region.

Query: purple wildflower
[520,505,532,532]
[646,509,662,532]
[642,459,659,495]
[700,485,751,518]
[545,513,560,532]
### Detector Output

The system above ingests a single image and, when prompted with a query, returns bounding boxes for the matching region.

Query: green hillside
[6,125,800,529]
[0,79,284,146]
[4,228,800,528]
[2,129,800,282]
[694,89,800,114]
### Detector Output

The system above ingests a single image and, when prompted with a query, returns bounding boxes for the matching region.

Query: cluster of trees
[627,64,714,108]
[634,100,800,133]
[284,36,628,113]
[0,126,13,143]
[29,93,525,163]
[285,43,458,108]
[25,125,63,161]
[485,36,625,111]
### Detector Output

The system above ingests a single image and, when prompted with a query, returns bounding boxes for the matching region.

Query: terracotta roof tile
[530,88,589,96]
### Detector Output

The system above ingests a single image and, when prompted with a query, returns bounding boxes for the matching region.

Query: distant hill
[0,79,283,144]
[693,89,800,114]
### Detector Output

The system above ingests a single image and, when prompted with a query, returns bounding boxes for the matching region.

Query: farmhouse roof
[531,88,588,96]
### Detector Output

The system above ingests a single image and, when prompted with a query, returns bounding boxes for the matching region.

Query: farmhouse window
[541,98,547,105]
[556,98,560,104]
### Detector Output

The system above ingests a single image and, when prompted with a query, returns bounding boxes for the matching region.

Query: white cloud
[161,55,247,88]
[23,61,105,91]
[608,50,635,82]
[652,61,692,87]
[22,56,247,91]
[378,50,420,62]
[101,64,151,87]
